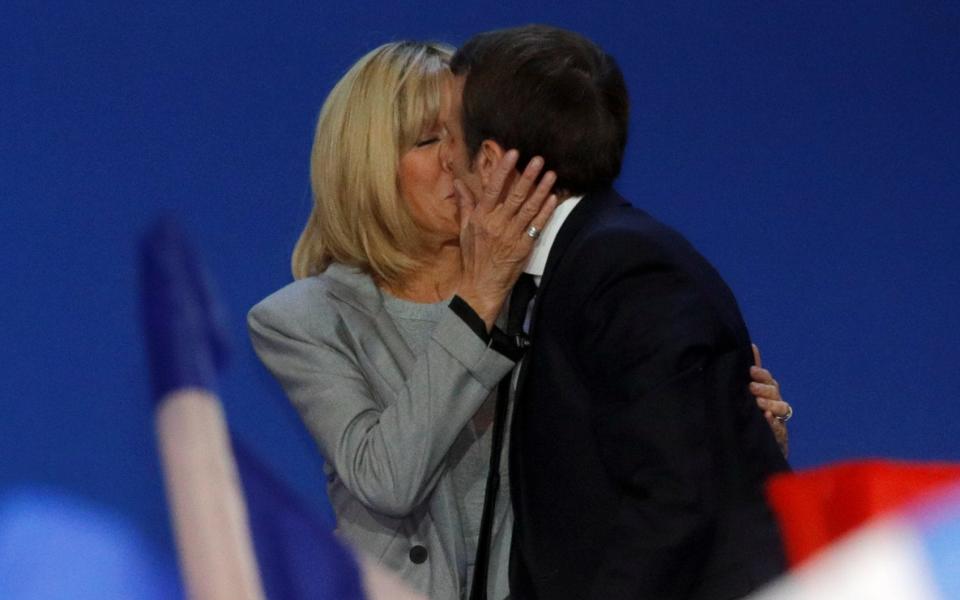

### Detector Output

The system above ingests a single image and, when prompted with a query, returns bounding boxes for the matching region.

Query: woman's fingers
[750,381,778,400]
[454,179,476,231]
[750,344,790,457]
[764,413,789,458]
[750,365,776,386]
[756,395,792,420]
[501,156,545,215]
[750,361,791,417]
[478,149,519,212]
[751,370,790,419]
[520,194,559,246]
[504,170,557,238]
[757,396,786,412]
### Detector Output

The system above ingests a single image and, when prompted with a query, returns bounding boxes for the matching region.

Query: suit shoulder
[247,275,338,336]
[577,201,708,273]
[569,199,748,336]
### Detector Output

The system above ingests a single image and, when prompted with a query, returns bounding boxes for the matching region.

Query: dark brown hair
[450,25,629,195]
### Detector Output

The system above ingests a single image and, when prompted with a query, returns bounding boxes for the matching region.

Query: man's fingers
[752,343,762,368]
[479,149,519,212]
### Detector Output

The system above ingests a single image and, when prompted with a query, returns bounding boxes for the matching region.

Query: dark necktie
[469,273,538,600]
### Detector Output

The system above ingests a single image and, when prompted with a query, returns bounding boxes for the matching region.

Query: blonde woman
[250,41,555,600]
[249,41,790,600]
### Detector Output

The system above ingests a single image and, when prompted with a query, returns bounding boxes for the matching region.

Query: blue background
[2,0,958,577]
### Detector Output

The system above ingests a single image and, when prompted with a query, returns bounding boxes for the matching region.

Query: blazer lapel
[323,264,416,395]
[324,264,467,593]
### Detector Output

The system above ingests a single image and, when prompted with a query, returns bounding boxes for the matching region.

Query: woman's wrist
[453,283,503,332]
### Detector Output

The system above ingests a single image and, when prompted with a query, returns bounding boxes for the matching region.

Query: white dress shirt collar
[523,195,583,282]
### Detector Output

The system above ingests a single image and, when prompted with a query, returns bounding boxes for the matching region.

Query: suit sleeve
[248,295,514,518]
[578,263,737,599]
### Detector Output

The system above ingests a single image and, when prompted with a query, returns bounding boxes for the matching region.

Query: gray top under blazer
[248,263,516,600]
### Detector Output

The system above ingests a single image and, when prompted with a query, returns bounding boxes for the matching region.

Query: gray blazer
[248,263,515,600]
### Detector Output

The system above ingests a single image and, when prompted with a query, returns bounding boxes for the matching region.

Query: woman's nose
[440,142,453,173]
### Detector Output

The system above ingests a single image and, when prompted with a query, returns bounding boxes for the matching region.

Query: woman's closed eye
[414,137,440,148]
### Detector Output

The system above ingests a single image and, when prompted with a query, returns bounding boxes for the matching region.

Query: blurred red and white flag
[753,462,960,599]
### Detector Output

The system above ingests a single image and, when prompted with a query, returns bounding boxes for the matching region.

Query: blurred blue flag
[234,440,365,600]
[139,216,365,600]
[140,216,231,402]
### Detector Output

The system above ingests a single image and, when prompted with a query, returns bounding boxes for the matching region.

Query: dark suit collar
[536,187,626,304]
[518,188,625,400]
[509,190,627,512]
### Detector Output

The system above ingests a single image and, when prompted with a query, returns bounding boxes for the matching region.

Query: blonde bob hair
[292,41,454,285]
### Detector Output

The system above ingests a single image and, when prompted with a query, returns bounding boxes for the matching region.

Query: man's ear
[477,140,507,188]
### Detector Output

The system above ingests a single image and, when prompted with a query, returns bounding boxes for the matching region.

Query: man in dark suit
[444,25,791,599]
